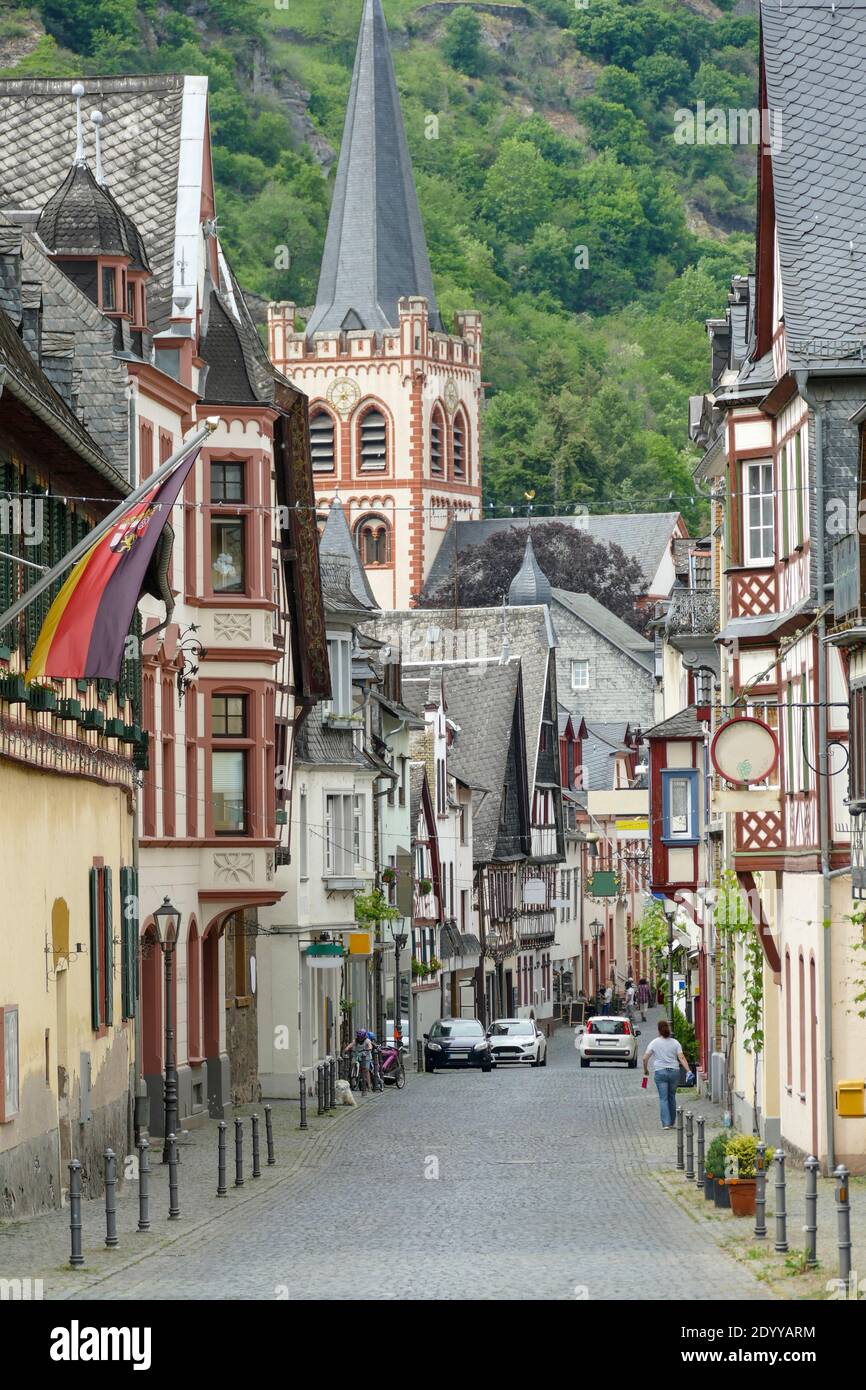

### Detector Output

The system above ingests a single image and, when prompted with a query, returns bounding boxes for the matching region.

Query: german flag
[26,445,201,683]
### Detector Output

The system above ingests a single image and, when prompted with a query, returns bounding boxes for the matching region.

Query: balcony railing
[666,588,720,637]
[832,532,861,622]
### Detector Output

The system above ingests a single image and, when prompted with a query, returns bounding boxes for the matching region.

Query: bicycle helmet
[355,1029,368,1042]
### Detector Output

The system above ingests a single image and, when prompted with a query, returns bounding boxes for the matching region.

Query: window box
[121,722,141,744]
[28,684,58,712]
[0,645,11,663]
[661,768,700,844]
[323,711,362,730]
[57,697,82,722]
[133,735,150,771]
[0,674,28,704]
[323,876,365,892]
[76,679,90,694]
[275,808,288,825]
[80,709,105,733]
[104,717,126,738]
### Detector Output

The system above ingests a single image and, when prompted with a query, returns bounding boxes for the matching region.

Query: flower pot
[713,1178,730,1209]
[703,1175,716,1200]
[726,1177,756,1217]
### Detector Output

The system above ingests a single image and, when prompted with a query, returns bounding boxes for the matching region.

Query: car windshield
[491,1021,534,1036]
[431,1020,483,1038]
[589,1019,629,1035]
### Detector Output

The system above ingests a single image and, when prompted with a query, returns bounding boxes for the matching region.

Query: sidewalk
[0,1088,382,1299]
[643,1091,866,1299]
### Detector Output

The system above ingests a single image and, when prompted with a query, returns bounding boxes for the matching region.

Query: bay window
[325,633,353,718]
[212,693,249,835]
[743,460,774,565]
[661,768,699,843]
[210,460,247,594]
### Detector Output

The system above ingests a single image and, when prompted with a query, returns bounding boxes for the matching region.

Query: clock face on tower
[327,376,361,415]
[444,378,459,415]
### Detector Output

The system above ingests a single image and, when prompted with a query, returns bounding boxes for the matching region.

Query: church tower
[267,0,483,608]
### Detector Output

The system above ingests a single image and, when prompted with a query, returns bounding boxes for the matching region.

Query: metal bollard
[104,1148,118,1248]
[834,1164,852,1282]
[251,1114,261,1178]
[68,1159,84,1267]
[317,1064,324,1116]
[773,1148,788,1252]
[264,1104,276,1166]
[676,1107,685,1170]
[329,1056,337,1110]
[137,1139,151,1231]
[216,1121,228,1197]
[299,1074,308,1130]
[754,1142,767,1239]
[685,1112,695,1181]
[696,1116,705,1188]
[804,1155,819,1268]
[168,1134,180,1220]
[234,1117,244,1187]
[416,1039,424,1073]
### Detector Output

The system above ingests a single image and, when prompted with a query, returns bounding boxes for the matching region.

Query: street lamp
[589,918,603,1007]
[392,929,409,1047]
[152,896,181,1162]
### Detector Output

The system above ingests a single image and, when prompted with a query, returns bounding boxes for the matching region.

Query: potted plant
[428,956,442,973]
[417,877,433,897]
[724,1134,758,1217]
[412,958,430,980]
[705,1132,730,1204]
[381,866,396,885]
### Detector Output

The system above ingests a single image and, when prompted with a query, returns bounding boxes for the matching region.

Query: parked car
[487,1017,547,1067]
[576,1015,640,1068]
[423,1018,493,1073]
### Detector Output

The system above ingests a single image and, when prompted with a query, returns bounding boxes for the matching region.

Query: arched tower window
[356,514,391,566]
[431,405,445,478]
[453,408,468,481]
[310,408,336,474]
[359,408,388,472]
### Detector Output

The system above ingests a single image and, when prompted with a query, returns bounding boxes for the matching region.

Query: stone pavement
[0,1012,803,1300]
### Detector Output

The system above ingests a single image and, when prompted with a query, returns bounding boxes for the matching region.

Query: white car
[576,1015,640,1068]
[487,1018,547,1067]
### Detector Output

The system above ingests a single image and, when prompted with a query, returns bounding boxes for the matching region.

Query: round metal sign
[711,716,778,786]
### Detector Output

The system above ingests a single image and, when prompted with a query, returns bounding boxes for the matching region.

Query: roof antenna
[91,110,105,185]
[72,83,86,167]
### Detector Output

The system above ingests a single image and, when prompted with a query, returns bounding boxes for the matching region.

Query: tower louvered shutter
[89,867,101,1031]
[360,410,387,471]
[310,411,335,473]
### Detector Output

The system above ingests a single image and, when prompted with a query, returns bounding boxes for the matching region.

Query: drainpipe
[794,372,835,1172]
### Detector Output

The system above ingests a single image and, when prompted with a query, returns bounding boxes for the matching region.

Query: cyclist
[344,1029,374,1096]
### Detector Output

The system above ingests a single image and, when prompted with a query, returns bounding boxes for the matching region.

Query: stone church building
[268,0,483,609]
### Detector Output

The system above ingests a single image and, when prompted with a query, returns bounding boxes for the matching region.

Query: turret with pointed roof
[508,531,552,607]
[305,0,441,337]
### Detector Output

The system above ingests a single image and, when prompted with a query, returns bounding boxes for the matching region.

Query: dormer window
[127,280,135,317]
[101,267,116,311]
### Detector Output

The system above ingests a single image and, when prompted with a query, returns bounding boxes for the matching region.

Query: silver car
[576,1015,640,1068]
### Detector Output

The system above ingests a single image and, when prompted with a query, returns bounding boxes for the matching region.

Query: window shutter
[120,867,139,1019]
[360,410,387,471]
[89,867,101,1031]
[310,411,335,472]
[103,866,114,1027]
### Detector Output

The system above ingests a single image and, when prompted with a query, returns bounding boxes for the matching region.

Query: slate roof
[760,0,866,370]
[423,513,683,600]
[581,722,631,791]
[644,706,704,740]
[37,162,135,260]
[319,499,378,609]
[199,290,258,404]
[365,603,556,797]
[0,76,186,337]
[508,531,553,606]
[304,0,441,337]
[404,659,523,864]
[295,703,368,767]
[550,589,653,673]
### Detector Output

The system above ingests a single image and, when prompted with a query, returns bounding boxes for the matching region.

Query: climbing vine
[847,906,866,1019]
[713,870,765,1134]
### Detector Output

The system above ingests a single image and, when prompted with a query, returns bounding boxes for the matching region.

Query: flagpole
[0,417,219,633]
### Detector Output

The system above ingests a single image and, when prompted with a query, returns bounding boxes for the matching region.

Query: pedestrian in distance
[636,977,651,1022]
[602,984,612,1016]
[642,1019,691,1129]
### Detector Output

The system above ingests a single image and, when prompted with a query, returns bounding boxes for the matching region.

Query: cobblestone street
[1,1018,785,1301]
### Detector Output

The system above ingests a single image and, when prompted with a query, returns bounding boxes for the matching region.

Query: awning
[717,597,815,644]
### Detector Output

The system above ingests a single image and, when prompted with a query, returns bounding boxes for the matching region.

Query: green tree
[480,137,553,241]
[442,6,483,77]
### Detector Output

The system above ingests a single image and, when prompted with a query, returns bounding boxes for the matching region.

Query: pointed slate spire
[319,497,379,609]
[305,0,441,337]
[508,531,552,607]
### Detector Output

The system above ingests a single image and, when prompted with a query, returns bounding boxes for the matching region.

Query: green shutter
[89,867,101,1031]
[119,866,139,1019]
[103,866,113,1027]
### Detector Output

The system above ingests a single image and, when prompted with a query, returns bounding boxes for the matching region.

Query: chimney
[21,279,42,361]
[40,329,76,406]
[0,224,23,324]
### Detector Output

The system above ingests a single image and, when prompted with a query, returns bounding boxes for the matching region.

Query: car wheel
[627,1057,638,1069]
[540,1049,547,1067]
[580,1058,590,1068]
[425,1062,435,1074]
[481,1063,492,1073]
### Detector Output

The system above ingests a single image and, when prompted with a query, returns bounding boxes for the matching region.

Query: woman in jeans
[642,1019,690,1129]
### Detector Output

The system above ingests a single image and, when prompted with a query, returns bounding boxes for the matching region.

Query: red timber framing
[737,869,782,979]
[648,734,701,894]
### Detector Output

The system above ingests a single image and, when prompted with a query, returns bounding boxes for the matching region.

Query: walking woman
[642,1019,690,1129]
